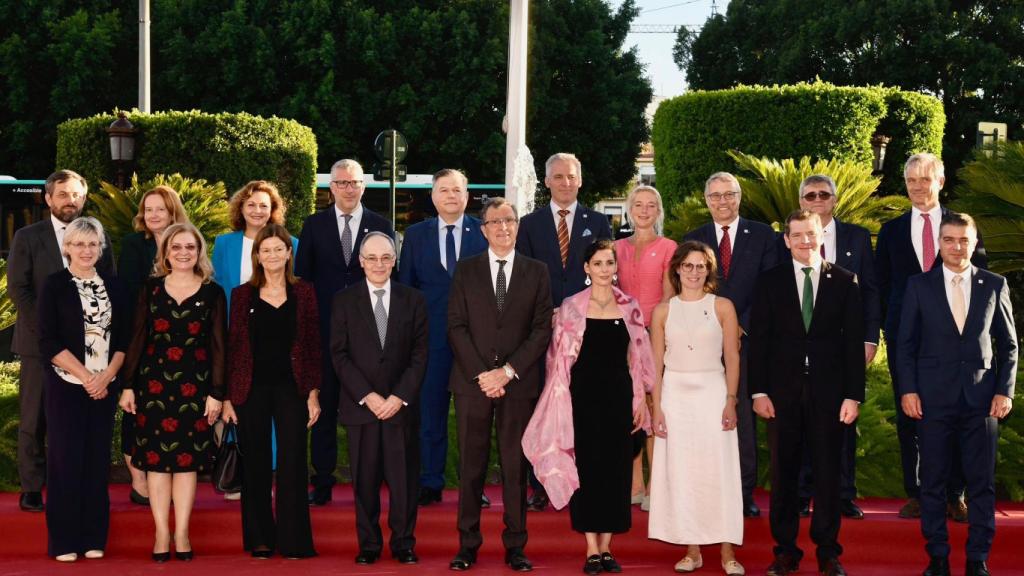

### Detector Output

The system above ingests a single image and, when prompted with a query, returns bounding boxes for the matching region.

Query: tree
[673,1,1024,191]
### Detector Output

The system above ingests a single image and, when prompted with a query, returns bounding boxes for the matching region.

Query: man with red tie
[683,172,781,517]
[876,153,987,522]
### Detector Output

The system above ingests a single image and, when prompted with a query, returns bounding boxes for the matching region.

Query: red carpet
[3,485,1024,575]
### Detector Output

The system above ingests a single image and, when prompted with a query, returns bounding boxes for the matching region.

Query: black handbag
[212,423,243,493]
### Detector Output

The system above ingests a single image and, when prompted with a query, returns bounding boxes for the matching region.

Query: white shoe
[84,550,105,559]
[674,555,702,573]
[55,553,78,562]
[630,492,645,505]
[224,491,241,501]
[641,494,651,512]
[722,559,745,575]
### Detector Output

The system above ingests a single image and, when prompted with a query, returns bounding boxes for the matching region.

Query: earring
[584,274,592,286]
[612,273,618,285]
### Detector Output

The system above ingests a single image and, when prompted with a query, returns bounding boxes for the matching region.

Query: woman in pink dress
[614,185,676,510]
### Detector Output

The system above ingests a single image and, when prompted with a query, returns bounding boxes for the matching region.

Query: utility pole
[139,0,151,112]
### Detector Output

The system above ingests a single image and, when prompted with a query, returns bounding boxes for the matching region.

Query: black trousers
[309,342,339,490]
[737,342,758,500]
[767,375,845,563]
[799,423,857,500]
[18,355,47,492]
[454,393,533,552]
[44,373,115,557]
[237,385,315,557]
[347,416,419,555]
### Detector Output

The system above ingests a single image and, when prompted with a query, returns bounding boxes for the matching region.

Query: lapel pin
[826,274,832,278]
[582,213,588,219]
[978,279,984,284]
[465,227,471,232]
[846,251,851,257]
[363,228,369,233]
[743,229,749,234]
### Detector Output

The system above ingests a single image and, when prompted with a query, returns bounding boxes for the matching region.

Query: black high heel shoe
[151,552,170,563]
[175,550,194,561]
[129,488,150,506]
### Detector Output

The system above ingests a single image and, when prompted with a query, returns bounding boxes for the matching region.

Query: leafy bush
[89,173,231,259]
[0,260,16,332]
[0,361,21,491]
[951,142,1024,274]
[56,110,317,234]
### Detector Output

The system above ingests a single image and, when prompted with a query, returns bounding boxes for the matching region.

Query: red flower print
[147,379,163,394]
[161,417,179,433]
[166,347,184,361]
[180,383,197,397]
[187,321,201,335]
[194,419,209,432]
[136,414,147,428]
[176,453,193,467]
[194,348,208,361]
[146,343,155,356]
[154,318,170,333]
[146,451,159,465]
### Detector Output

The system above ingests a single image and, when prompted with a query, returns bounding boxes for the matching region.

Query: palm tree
[951,142,1024,273]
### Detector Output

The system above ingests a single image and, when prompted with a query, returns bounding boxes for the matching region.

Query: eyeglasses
[69,241,100,250]
[331,180,363,189]
[705,192,738,202]
[680,262,708,272]
[484,217,518,228]
[802,191,834,201]
[360,254,395,265]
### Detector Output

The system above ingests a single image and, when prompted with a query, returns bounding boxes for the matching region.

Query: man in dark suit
[296,158,396,506]
[447,198,552,572]
[399,169,488,506]
[876,153,986,521]
[683,171,781,517]
[332,232,428,565]
[793,174,880,520]
[750,210,864,576]
[8,169,114,513]
[515,152,610,510]
[898,212,1017,576]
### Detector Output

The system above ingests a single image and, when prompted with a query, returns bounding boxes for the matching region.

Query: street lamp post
[106,112,138,189]
[870,134,891,175]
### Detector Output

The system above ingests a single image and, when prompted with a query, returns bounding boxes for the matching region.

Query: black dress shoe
[355,550,380,564]
[151,552,170,563]
[583,554,602,575]
[505,548,533,572]
[965,560,990,576]
[840,499,864,519]
[130,488,150,506]
[481,492,492,508]
[742,499,760,518]
[419,486,443,506]
[395,549,418,564]
[600,552,622,573]
[175,550,194,561]
[818,557,846,576]
[308,486,332,506]
[766,553,799,576]
[19,492,44,512]
[251,549,274,559]
[922,555,951,576]
[450,549,477,571]
[526,489,548,512]
[799,497,811,517]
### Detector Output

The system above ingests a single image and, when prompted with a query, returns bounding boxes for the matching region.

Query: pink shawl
[521,286,655,510]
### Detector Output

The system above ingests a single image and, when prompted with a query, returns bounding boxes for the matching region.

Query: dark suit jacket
[8,218,114,356]
[876,207,988,339]
[227,280,322,406]
[295,205,396,328]
[117,231,157,307]
[896,266,1017,412]
[749,261,866,409]
[37,268,131,388]
[684,218,780,332]
[331,281,428,426]
[398,215,488,351]
[516,203,612,306]
[447,251,553,399]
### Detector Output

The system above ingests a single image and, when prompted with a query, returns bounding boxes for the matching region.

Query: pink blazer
[521,286,655,510]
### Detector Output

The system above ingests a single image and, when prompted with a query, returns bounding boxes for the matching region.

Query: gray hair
[62,216,107,258]
[359,231,396,256]
[545,152,582,178]
[704,172,741,196]
[904,152,945,180]
[800,174,837,197]
[330,158,364,177]
[625,184,666,235]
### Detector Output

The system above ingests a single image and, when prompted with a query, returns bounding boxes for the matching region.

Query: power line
[640,0,705,14]
[630,24,701,33]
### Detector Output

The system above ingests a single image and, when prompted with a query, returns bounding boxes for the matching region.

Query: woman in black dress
[119,222,225,562]
[221,224,322,559]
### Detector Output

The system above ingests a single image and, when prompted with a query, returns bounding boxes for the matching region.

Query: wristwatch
[502,363,516,379]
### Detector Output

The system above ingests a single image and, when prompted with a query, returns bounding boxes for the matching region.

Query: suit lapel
[899,212,924,274]
[541,205,561,263]
[383,285,403,350]
[781,263,804,331]
[809,262,834,333]
[567,206,591,268]
[834,219,850,265]
[461,217,486,260]
[963,267,985,334]
[928,267,960,335]
[729,218,752,265]
[426,218,445,273]
[357,285,383,352]
[39,220,64,269]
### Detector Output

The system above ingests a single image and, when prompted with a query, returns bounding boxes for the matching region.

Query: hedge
[652,82,944,205]
[56,110,318,234]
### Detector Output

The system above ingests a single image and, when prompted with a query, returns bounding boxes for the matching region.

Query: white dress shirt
[820,218,836,263]
[910,204,942,270]
[713,215,740,247]
[51,214,69,268]
[240,236,254,284]
[366,278,391,313]
[550,201,579,234]
[335,203,364,246]
[488,248,516,293]
[438,214,465,272]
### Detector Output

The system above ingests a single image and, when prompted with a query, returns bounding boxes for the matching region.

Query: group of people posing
[8,151,1016,576]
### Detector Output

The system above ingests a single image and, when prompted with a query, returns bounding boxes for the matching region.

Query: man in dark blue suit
[684,171,781,517]
[515,152,611,510]
[876,153,987,521]
[793,175,880,520]
[296,158,396,505]
[897,212,1016,576]
[398,169,488,506]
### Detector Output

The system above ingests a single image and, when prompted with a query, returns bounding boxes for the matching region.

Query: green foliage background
[56,110,317,234]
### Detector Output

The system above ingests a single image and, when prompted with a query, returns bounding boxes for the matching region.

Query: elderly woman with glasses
[38,216,131,562]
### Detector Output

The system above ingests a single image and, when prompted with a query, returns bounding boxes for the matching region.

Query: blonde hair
[625,184,665,235]
[62,217,107,260]
[133,185,188,237]
[154,222,214,282]
[904,152,945,180]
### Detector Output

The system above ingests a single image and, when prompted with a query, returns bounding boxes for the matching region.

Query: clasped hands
[363,392,404,420]
[82,367,116,400]
[477,368,512,398]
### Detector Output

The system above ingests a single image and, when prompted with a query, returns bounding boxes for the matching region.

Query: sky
[613,0,726,97]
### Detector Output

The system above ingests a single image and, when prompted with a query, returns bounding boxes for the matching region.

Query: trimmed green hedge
[652,82,944,205]
[56,110,318,234]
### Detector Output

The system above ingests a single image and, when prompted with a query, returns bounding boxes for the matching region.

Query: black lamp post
[870,134,891,175]
[106,112,137,189]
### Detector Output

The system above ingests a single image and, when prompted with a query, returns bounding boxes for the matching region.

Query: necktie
[951,275,966,334]
[921,213,935,272]
[341,214,354,266]
[496,260,507,313]
[557,209,570,268]
[719,225,732,279]
[801,266,814,332]
[445,224,457,278]
[820,242,826,261]
[373,289,387,347]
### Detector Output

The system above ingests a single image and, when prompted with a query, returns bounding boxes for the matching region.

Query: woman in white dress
[648,240,744,575]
